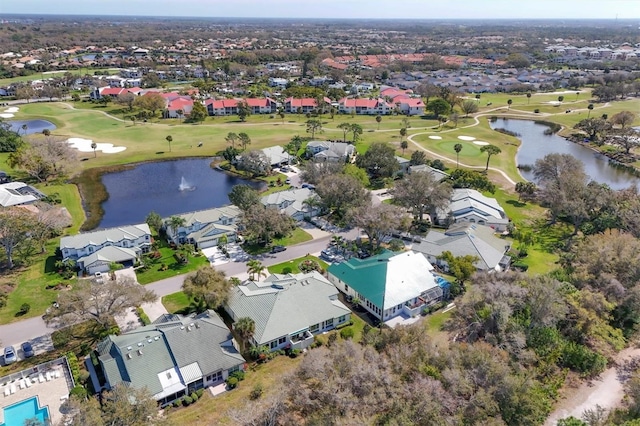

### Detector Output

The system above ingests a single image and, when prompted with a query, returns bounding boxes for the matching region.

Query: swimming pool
[0,396,49,426]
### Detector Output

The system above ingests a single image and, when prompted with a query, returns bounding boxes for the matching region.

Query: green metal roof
[327,251,395,308]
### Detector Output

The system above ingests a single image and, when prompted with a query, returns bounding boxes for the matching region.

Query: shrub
[534,108,540,114]
[182,396,193,406]
[135,307,151,326]
[190,392,198,402]
[250,383,264,400]
[69,385,87,399]
[340,327,355,340]
[299,259,321,273]
[312,335,326,348]
[327,333,338,347]
[560,342,607,377]
[66,352,81,384]
[226,377,239,389]
[229,370,245,381]
[18,303,30,315]
[289,349,301,358]
[195,389,204,398]
[172,399,181,408]
[282,267,292,274]
[0,293,8,308]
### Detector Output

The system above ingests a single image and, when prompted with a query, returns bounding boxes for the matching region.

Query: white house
[338,98,392,115]
[433,188,509,231]
[305,141,355,163]
[225,272,351,352]
[164,206,242,249]
[261,188,321,220]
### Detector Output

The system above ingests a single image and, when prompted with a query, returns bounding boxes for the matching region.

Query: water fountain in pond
[178,176,196,191]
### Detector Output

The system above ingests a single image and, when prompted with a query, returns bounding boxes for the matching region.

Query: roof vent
[126,346,132,351]
[189,323,194,327]
[137,349,143,356]
[137,342,144,347]
[126,353,132,359]
[180,326,185,330]
[187,326,192,332]
[147,339,152,343]
[154,336,159,341]
[195,323,200,329]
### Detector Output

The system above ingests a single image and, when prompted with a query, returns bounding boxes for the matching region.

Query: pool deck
[0,362,72,425]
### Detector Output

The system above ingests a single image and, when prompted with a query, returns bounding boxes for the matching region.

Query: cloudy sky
[2,0,639,19]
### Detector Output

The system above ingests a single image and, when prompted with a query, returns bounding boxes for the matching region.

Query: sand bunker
[67,137,127,154]
[0,113,14,118]
[4,107,19,113]
[457,136,476,141]
[548,101,561,105]
[473,141,490,146]
[428,136,442,140]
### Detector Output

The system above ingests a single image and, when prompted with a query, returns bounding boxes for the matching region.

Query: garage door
[198,239,218,249]
[87,262,110,275]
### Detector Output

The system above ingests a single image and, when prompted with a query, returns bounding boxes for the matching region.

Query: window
[325,318,334,328]
[309,324,319,333]
[270,341,277,349]
[338,315,346,323]
[278,337,286,345]
[344,284,349,291]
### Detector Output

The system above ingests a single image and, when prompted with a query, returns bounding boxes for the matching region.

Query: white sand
[66,137,127,154]
[4,107,19,113]
[428,135,442,140]
[547,101,561,105]
[0,113,14,118]
[457,135,476,141]
[473,141,490,146]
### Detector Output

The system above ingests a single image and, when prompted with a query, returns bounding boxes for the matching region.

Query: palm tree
[454,143,463,168]
[375,115,382,130]
[91,141,97,157]
[557,96,564,103]
[168,215,186,239]
[480,144,502,171]
[238,132,251,151]
[337,122,351,142]
[234,317,255,352]
[225,132,239,149]
[526,93,531,104]
[507,99,513,110]
[587,103,594,118]
[166,135,173,152]
[247,259,267,281]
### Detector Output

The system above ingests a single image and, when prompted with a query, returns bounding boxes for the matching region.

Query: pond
[7,119,56,135]
[98,158,264,228]
[490,118,639,190]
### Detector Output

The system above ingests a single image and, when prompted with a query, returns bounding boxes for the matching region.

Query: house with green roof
[225,271,351,352]
[164,206,241,249]
[95,310,245,407]
[327,251,444,321]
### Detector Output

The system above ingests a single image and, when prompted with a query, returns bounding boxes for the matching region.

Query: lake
[7,119,56,135]
[98,158,264,228]
[490,118,639,190]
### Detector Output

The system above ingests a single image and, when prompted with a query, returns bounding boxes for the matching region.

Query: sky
[1,0,639,20]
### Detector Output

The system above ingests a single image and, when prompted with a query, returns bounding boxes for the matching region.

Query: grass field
[0,68,120,87]
[267,255,329,275]
[136,246,210,285]
[161,291,191,314]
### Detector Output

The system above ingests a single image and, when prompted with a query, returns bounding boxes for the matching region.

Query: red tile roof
[167,98,193,111]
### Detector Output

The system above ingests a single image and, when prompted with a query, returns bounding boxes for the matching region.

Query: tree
[461,100,479,117]
[400,140,408,154]
[350,204,411,249]
[165,135,173,152]
[183,265,231,308]
[376,115,382,130]
[15,86,35,103]
[225,132,239,149]
[8,135,78,182]
[399,127,407,142]
[343,163,370,187]
[306,119,323,139]
[515,181,537,202]
[238,132,251,151]
[350,123,363,143]
[101,384,167,426]
[392,171,453,222]
[300,161,344,185]
[167,215,186,237]
[426,98,450,118]
[234,317,255,351]
[558,95,564,103]
[416,82,440,107]
[574,118,611,143]
[526,93,532,104]
[611,111,636,129]
[507,99,513,110]
[480,144,502,171]
[134,92,165,117]
[60,394,104,426]
[145,211,163,233]
[450,169,496,193]
[436,251,478,287]
[91,141,97,158]
[228,184,261,211]
[316,174,371,218]
[116,92,135,111]
[337,122,351,142]
[237,150,270,177]
[609,128,640,154]
[0,208,41,269]
[286,135,303,157]
[241,205,296,244]
[187,101,207,123]
[222,146,240,163]
[247,259,267,281]
[356,142,399,178]
[44,276,156,332]
[587,103,594,118]
[237,100,251,122]
[0,122,23,152]
[410,150,427,166]
[454,143,463,168]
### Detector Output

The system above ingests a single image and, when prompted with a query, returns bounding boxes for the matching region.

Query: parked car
[3,346,17,365]
[94,271,104,283]
[21,341,34,358]
[270,245,287,253]
[285,178,291,184]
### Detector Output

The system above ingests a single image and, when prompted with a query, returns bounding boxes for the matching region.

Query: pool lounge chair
[25,378,32,388]
[54,369,61,379]
[9,384,15,394]
[46,371,52,381]
[38,373,45,383]
[4,387,9,397]
[18,379,25,389]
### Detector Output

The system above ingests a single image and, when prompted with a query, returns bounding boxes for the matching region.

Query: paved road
[0,228,358,352]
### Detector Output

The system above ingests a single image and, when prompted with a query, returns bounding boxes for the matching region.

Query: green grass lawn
[161,291,191,314]
[267,255,329,275]
[136,247,209,285]
[272,227,313,246]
